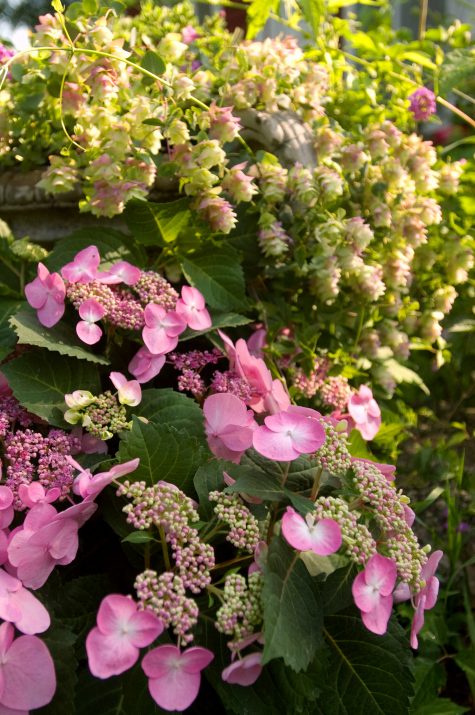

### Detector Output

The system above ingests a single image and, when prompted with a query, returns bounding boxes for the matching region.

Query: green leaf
[454,648,475,680]
[239,449,328,497]
[11,307,109,364]
[383,359,429,395]
[318,610,414,715]
[139,388,205,441]
[194,460,228,518]
[246,0,279,38]
[82,0,98,13]
[179,311,251,341]
[125,198,191,246]
[118,417,206,494]
[122,531,154,544]
[181,246,249,312]
[2,351,100,426]
[140,50,166,77]
[412,700,470,715]
[262,536,323,671]
[0,298,21,350]
[401,51,437,70]
[45,228,142,273]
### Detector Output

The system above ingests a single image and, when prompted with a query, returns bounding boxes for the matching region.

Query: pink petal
[422,577,439,611]
[142,326,178,355]
[206,435,245,463]
[421,550,443,582]
[222,653,262,686]
[129,348,165,383]
[360,593,393,635]
[127,610,163,648]
[347,397,368,424]
[162,310,187,337]
[147,669,201,712]
[37,296,65,328]
[181,286,205,310]
[0,628,56,710]
[24,277,46,309]
[86,627,139,678]
[180,647,214,674]
[186,306,212,331]
[281,508,313,551]
[392,582,411,604]
[352,572,381,613]
[78,298,105,322]
[109,371,127,391]
[97,261,141,286]
[203,393,251,433]
[218,424,255,452]
[76,321,102,345]
[142,644,181,679]
[107,458,140,480]
[410,595,426,649]
[61,246,100,283]
[253,426,298,462]
[4,586,50,635]
[364,554,397,596]
[144,303,166,328]
[96,594,137,635]
[309,518,342,556]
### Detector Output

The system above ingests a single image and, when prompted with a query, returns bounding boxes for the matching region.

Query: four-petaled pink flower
[97,260,141,285]
[203,393,256,463]
[0,568,50,635]
[352,553,397,635]
[76,299,106,345]
[142,304,187,355]
[142,644,214,712]
[25,262,66,328]
[348,385,381,441]
[128,346,166,384]
[61,245,100,283]
[176,286,212,331]
[281,507,342,556]
[18,482,60,509]
[110,371,142,406]
[222,652,263,687]
[69,456,140,499]
[86,594,163,679]
[393,550,443,649]
[0,622,56,713]
[253,407,326,462]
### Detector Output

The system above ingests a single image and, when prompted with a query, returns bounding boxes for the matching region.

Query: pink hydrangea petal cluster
[142,644,214,712]
[203,393,257,463]
[0,568,50,635]
[352,553,397,635]
[110,371,142,406]
[25,263,66,328]
[86,594,163,679]
[281,507,342,556]
[0,622,56,712]
[69,456,140,499]
[97,260,141,286]
[222,652,262,686]
[128,347,166,384]
[252,406,326,462]
[0,487,14,530]
[76,298,106,345]
[347,385,381,441]
[61,246,100,283]
[176,286,212,331]
[142,304,187,354]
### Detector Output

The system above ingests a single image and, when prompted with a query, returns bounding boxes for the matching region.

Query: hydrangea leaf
[125,198,191,246]
[181,246,250,312]
[139,388,206,441]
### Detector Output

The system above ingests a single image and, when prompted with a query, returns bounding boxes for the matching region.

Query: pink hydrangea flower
[0,568,50,635]
[203,393,257,463]
[0,622,56,712]
[69,456,140,499]
[97,260,141,285]
[142,304,187,355]
[86,594,163,679]
[222,652,262,686]
[128,346,166,384]
[176,286,212,331]
[234,338,290,414]
[18,482,60,509]
[142,644,214,712]
[25,263,66,328]
[61,245,100,283]
[409,88,436,121]
[110,371,142,406]
[347,385,381,441]
[253,408,326,462]
[0,486,14,529]
[393,550,443,649]
[352,553,397,635]
[76,299,105,345]
[281,507,342,556]
[246,328,266,358]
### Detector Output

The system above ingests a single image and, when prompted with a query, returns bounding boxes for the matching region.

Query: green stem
[158,525,171,571]
[206,584,225,603]
[310,466,323,502]
[418,0,428,41]
[211,554,253,572]
[281,462,290,488]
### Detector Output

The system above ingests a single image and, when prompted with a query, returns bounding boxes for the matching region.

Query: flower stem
[158,525,171,571]
[211,554,253,572]
[310,466,323,502]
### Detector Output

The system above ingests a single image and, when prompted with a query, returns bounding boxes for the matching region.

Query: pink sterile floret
[142,644,214,712]
[176,286,212,331]
[393,549,443,649]
[352,553,397,635]
[86,594,163,679]
[69,456,140,499]
[110,371,142,407]
[234,338,290,414]
[142,304,187,355]
[97,260,141,286]
[203,393,256,463]
[18,482,60,509]
[252,408,325,462]
[347,385,381,441]
[0,568,50,635]
[0,622,56,712]
[0,486,14,530]
[61,245,100,283]
[76,298,106,345]
[222,652,263,687]
[281,507,342,556]
[25,262,66,328]
[128,346,166,384]
[7,501,97,589]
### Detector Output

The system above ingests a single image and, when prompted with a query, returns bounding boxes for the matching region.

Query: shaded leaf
[181,247,249,312]
[140,50,166,77]
[45,228,142,273]
[139,388,205,442]
[125,198,191,246]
